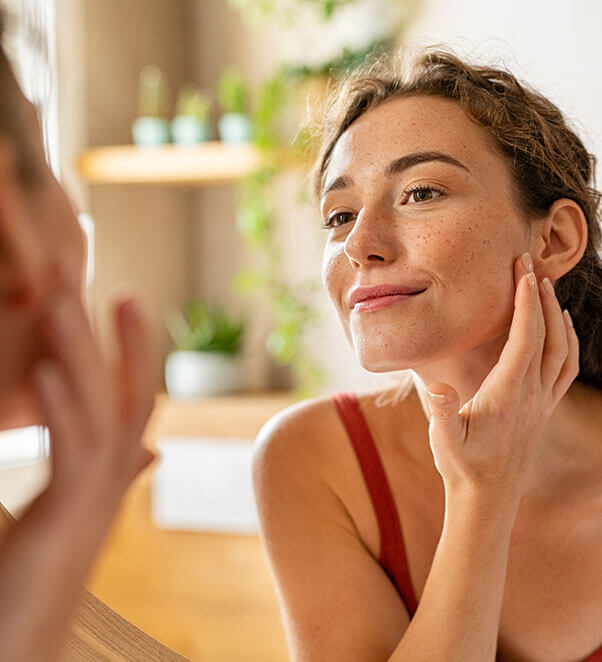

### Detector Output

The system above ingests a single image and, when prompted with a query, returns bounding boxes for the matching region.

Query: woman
[0,11,188,662]
[254,50,602,661]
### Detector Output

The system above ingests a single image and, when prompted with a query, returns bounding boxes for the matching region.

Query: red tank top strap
[332,392,418,616]
[331,393,602,659]
[584,645,602,661]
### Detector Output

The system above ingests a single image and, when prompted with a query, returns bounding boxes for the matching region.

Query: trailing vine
[229,0,418,395]
[234,70,325,396]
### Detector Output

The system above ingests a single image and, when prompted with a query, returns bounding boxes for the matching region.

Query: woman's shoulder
[253,393,341,476]
[253,385,420,478]
[252,395,347,528]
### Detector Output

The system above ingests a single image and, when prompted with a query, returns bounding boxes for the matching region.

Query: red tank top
[332,392,602,662]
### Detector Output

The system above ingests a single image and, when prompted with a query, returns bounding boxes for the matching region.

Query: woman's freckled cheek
[321,247,344,302]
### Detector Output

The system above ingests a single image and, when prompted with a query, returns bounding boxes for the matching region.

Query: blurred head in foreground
[315,49,601,391]
[0,10,85,426]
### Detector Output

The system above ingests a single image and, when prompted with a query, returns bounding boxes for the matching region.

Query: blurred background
[1,0,602,660]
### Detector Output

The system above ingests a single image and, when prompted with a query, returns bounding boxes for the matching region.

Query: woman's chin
[354,338,441,373]
[351,328,435,373]
[356,351,413,374]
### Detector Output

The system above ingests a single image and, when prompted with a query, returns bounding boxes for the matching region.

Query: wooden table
[87,392,294,662]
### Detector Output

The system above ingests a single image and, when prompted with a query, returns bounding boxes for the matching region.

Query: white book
[152,436,258,535]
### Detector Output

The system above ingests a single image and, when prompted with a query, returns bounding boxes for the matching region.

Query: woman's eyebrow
[321,174,352,198]
[321,151,470,199]
[384,151,470,176]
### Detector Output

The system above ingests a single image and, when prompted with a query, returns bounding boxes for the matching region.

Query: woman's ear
[0,140,46,307]
[532,198,588,282]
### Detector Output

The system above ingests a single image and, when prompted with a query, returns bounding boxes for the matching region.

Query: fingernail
[427,390,448,404]
[527,272,538,292]
[542,277,554,296]
[522,252,534,273]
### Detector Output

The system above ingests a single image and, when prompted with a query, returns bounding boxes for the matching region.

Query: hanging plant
[233,70,325,395]
[228,0,420,395]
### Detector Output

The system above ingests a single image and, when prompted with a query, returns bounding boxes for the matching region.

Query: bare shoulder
[252,390,414,660]
[253,394,342,485]
[253,384,424,490]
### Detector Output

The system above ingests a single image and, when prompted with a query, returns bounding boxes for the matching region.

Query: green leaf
[217,68,249,114]
[175,83,211,120]
[169,300,245,355]
[233,269,269,294]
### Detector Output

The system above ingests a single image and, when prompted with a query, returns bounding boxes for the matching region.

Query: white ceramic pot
[217,112,253,143]
[165,350,243,399]
[131,116,170,146]
[171,116,211,145]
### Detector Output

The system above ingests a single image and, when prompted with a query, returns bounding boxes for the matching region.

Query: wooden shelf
[78,142,263,185]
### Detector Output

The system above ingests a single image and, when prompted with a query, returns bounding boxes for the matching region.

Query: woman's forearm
[0,484,122,662]
[389,490,519,662]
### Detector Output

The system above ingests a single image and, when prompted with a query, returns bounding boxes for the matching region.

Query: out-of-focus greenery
[137,64,168,117]
[228,0,357,21]
[233,43,394,394]
[285,38,391,78]
[174,83,211,120]
[168,301,245,355]
[234,162,323,395]
[217,68,249,114]
[227,0,418,395]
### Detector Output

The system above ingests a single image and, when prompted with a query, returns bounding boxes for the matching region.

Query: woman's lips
[348,284,428,312]
[352,291,425,312]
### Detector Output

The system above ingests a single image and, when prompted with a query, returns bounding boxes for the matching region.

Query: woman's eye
[405,186,443,204]
[324,211,355,228]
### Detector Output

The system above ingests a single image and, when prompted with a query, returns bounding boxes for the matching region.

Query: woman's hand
[0,147,159,662]
[34,271,157,505]
[426,253,579,502]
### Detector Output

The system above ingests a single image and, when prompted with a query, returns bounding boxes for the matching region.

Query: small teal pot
[171,116,211,145]
[131,117,170,147]
[218,112,253,143]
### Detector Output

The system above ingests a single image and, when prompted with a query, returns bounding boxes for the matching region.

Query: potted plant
[171,83,212,145]
[217,67,253,143]
[165,300,245,399]
[131,65,170,147]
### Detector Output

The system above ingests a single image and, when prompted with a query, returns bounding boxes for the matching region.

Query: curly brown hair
[313,49,602,391]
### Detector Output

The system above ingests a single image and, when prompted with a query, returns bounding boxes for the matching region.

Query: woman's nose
[343,207,401,268]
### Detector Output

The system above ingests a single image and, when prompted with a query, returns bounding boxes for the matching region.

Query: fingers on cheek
[566,316,580,378]
[540,282,568,365]
[514,274,540,353]
[531,276,546,335]
[552,312,580,399]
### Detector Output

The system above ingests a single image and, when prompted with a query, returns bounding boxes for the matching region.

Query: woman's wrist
[41,476,124,537]
[443,481,521,527]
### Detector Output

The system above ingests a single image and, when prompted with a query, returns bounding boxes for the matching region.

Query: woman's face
[321,95,533,372]
[0,87,85,426]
